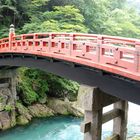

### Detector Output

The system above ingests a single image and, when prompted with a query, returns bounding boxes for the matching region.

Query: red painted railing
[0,32,140,81]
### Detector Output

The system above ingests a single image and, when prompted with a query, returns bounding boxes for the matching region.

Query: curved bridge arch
[0,29,140,104]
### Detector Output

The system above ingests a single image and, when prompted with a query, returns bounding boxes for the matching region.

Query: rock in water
[28,103,55,117]
[16,115,29,125]
[0,112,11,130]
[47,98,83,117]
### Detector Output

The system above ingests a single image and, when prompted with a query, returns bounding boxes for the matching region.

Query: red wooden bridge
[0,25,140,104]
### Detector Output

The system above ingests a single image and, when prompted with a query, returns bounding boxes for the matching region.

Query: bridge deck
[0,33,140,82]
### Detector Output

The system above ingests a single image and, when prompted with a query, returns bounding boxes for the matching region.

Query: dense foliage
[17,68,79,105]
[0,0,140,105]
[22,5,88,33]
[1,0,140,38]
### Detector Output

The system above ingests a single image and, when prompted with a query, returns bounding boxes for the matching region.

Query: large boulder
[16,102,32,121]
[0,112,11,130]
[47,98,83,117]
[16,115,29,125]
[47,98,70,115]
[28,103,55,118]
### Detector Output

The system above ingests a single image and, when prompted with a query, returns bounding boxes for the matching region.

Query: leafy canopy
[22,5,88,33]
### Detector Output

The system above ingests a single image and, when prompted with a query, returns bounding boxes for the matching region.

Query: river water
[0,103,139,140]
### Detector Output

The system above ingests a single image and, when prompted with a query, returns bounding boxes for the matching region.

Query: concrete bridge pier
[0,68,17,129]
[0,69,17,101]
[81,86,128,140]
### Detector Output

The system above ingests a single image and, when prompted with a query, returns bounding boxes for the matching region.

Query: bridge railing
[0,37,9,50]
[0,31,140,81]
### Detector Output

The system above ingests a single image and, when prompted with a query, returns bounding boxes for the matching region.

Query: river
[0,103,139,140]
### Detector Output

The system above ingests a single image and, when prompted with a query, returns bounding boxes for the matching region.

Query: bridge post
[80,85,128,140]
[113,101,128,140]
[9,24,15,50]
[135,42,140,72]
[0,69,17,101]
[0,69,17,129]
[97,36,103,62]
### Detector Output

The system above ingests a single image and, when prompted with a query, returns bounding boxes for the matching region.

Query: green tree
[102,8,140,38]
[0,0,19,38]
[17,68,49,105]
[22,5,88,33]
[0,0,18,26]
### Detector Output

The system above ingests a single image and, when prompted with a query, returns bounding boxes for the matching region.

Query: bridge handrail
[0,37,9,43]
[0,31,140,81]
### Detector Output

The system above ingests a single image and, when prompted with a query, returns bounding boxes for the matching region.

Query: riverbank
[0,68,82,130]
[0,96,83,130]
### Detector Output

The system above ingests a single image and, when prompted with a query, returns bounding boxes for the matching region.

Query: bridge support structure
[81,86,128,140]
[0,69,17,101]
[0,68,17,129]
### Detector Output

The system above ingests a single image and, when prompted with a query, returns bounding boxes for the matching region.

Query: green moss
[16,115,29,125]
[16,102,29,114]
[4,104,14,112]
[0,96,4,102]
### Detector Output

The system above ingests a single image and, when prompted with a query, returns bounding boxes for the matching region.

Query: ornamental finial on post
[9,24,15,48]
[9,24,15,34]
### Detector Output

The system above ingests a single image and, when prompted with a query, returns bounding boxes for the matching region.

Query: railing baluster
[135,42,140,72]
[69,34,74,56]
[97,36,103,63]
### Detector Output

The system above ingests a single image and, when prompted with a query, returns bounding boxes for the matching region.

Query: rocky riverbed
[0,86,83,130]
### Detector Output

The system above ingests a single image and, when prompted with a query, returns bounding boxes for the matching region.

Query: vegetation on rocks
[28,104,55,117]
[4,104,14,112]
[17,68,79,105]
[16,115,29,125]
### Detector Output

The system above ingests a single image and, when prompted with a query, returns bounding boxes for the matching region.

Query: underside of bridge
[0,53,139,105]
